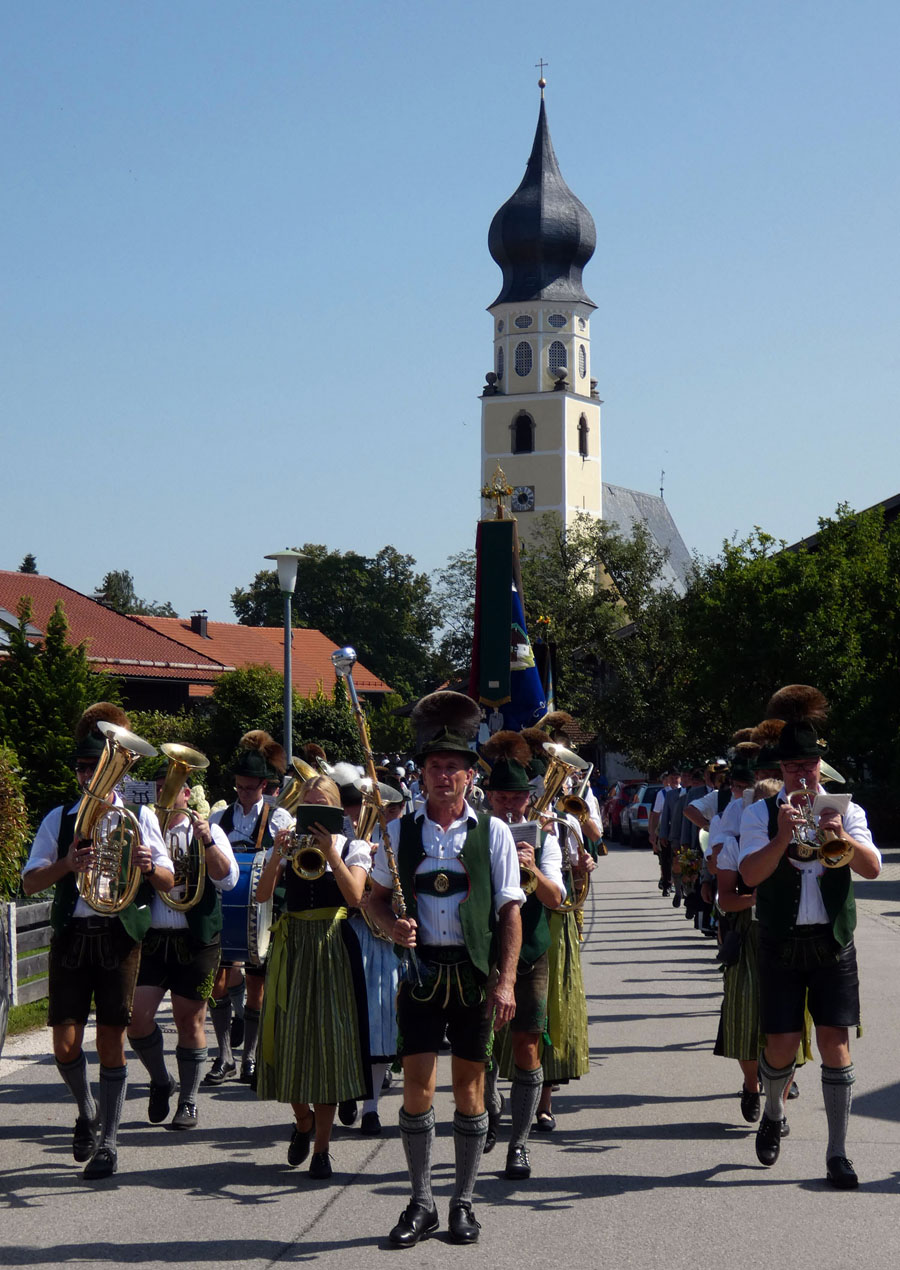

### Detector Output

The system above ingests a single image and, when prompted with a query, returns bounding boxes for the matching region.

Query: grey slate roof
[601,484,693,595]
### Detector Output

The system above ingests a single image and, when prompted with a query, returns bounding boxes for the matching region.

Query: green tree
[518,512,673,736]
[0,745,30,900]
[231,544,440,698]
[294,683,363,767]
[432,549,476,676]
[0,599,121,826]
[18,554,37,574]
[93,569,177,617]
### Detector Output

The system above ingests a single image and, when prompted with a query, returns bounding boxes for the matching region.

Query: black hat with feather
[766,684,829,761]
[73,702,131,761]
[233,729,287,780]
[411,691,481,765]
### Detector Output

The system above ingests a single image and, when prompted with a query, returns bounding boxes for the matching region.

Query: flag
[469,518,547,734]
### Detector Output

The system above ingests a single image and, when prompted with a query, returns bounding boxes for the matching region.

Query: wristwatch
[145,861,157,877]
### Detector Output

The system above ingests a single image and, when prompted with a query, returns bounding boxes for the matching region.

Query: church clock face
[511,485,535,512]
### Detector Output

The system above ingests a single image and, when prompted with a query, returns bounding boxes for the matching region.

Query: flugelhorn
[155,742,210,912]
[75,721,158,914]
[788,778,854,869]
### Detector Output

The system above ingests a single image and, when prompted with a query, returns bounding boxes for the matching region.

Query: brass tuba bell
[155,742,211,912]
[75,721,158,914]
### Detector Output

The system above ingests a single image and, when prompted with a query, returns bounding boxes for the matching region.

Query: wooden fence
[4,901,51,1006]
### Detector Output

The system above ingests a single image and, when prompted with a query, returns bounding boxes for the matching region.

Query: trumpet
[155,742,210,913]
[788,779,854,870]
[75,721,158,914]
[280,833,328,881]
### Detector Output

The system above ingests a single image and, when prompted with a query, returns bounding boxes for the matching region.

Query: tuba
[274,757,319,817]
[75,721,158,914]
[155,742,210,912]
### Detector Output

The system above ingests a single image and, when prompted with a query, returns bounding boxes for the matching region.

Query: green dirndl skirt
[495,909,589,1081]
[714,910,814,1066]
[257,908,370,1104]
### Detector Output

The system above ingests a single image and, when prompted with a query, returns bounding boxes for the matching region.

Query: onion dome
[488,97,596,309]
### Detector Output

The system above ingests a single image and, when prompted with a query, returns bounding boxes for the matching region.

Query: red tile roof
[137,617,391,697]
[0,572,225,682]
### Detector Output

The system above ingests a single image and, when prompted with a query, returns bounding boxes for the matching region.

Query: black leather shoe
[83,1146,117,1179]
[239,1059,256,1085]
[535,1111,556,1132]
[672,892,682,908]
[338,1099,358,1126]
[72,1115,99,1162]
[171,1101,198,1130]
[360,1111,382,1135]
[388,1202,439,1247]
[309,1151,333,1179]
[287,1123,312,1167]
[826,1155,859,1189]
[148,1076,177,1124]
[448,1201,481,1244]
[505,1144,531,1179]
[755,1112,783,1166]
[787,1080,800,1100]
[202,1059,236,1086]
[740,1086,761,1123]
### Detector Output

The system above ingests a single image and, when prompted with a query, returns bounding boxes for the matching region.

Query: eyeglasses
[781,761,819,774]
[74,763,97,775]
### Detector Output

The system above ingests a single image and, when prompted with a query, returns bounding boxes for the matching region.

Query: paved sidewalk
[2,844,899,1268]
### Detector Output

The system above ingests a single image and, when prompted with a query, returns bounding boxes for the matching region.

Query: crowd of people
[21,677,880,1240]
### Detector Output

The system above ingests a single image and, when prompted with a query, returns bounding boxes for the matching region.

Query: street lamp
[264,549,304,765]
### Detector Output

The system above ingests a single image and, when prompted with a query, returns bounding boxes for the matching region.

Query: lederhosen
[755,795,860,1034]
[137,828,223,1002]
[217,801,274,976]
[394,811,497,1063]
[47,804,151,1028]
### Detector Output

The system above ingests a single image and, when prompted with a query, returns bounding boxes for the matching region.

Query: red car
[601,779,645,842]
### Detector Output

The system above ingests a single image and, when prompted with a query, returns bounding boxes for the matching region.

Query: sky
[4,1,899,623]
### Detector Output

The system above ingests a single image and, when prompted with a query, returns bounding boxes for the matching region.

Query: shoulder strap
[255,803,271,851]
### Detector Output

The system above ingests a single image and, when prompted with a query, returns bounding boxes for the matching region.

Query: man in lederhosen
[22,703,174,1179]
[739,685,881,1189]
[480,731,566,1180]
[205,730,292,1084]
[127,766,239,1128]
[367,692,524,1247]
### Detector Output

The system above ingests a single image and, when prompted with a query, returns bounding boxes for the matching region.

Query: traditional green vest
[755,795,856,947]
[51,804,154,942]
[396,809,495,975]
[518,830,551,965]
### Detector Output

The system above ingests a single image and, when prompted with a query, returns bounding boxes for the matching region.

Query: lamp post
[264,549,304,765]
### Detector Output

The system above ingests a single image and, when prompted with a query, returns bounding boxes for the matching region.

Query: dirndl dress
[257,852,371,1105]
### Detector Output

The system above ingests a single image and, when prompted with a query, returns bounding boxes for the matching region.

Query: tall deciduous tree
[0,599,121,825]
[232,544,440,698]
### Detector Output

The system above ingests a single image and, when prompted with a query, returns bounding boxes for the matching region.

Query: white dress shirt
[148,820,239,930]
[210,797,294,849]
[739,787,879,926]
[24,795,173,919]
[372,801,524,947]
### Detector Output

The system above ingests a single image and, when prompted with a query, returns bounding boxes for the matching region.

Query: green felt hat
[773,719,828,762]
[485,757,532,792]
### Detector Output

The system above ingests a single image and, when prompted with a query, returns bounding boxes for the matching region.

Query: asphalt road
[2,843,900,1269]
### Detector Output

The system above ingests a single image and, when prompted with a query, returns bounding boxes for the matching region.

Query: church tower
[481,81,602,538]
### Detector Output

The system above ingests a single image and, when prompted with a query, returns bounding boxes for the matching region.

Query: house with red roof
[0,572,390,711]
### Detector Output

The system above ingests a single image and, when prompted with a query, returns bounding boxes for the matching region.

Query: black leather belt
[416,870,468,898]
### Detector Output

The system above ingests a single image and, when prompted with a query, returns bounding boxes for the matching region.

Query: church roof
[488,96,596,309]
[601,485,694,595]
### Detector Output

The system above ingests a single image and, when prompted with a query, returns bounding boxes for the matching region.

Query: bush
[0,746,30,901]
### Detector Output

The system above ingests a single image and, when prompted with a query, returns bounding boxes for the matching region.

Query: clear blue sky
[4,1,899,621]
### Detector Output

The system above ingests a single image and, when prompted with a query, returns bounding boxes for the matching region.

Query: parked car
[601,779,644,841]
[620,783,663,846]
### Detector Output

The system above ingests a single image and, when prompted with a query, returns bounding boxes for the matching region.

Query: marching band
[20,671,881,1218]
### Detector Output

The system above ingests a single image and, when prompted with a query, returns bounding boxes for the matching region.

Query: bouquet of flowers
[675,846,703,887]
[188,783,211,819]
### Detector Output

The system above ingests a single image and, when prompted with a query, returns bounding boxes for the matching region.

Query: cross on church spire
[535,58,548,95]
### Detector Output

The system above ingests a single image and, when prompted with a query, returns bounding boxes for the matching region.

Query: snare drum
[220,851,272,966]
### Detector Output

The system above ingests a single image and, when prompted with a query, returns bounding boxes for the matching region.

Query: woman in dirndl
[255,775,372,1178]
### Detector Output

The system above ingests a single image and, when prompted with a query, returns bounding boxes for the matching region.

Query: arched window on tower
[497,346,504,380]
[514,341,533,377]
[578,415,589,458]
[511,413,535,454]
[548,340,568,375]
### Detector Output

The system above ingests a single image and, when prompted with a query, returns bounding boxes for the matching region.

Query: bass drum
[220,851,272,967]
